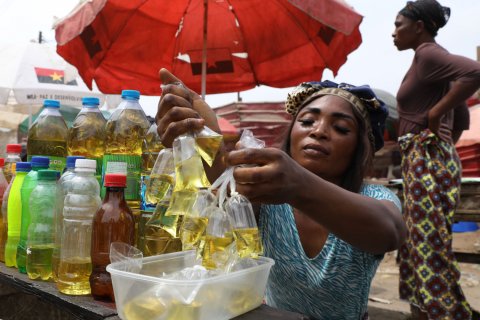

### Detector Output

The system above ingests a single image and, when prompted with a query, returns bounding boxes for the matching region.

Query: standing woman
[392,1,480,319]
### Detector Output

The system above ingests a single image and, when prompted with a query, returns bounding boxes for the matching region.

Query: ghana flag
[34,67,77,85]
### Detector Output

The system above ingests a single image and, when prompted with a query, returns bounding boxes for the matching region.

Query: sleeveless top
[259,184,402,320]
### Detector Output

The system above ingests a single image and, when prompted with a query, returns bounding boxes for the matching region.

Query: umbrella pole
[201,0,208,100]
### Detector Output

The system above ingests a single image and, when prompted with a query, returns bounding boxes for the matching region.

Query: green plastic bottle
[27,99,68,173]
[17,156,50,273]
[4,162,31,267]
[68,97,107,181]
[102,90,149,237]
[26,169,58,281]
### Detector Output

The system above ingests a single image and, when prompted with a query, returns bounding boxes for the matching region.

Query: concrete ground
[368,229,480,319]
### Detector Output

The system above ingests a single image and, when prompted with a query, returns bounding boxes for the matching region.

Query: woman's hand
[227,148,307,205]
[427,110,452,143]
[156,68,221,147]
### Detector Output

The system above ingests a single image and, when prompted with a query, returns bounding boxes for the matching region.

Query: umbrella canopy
[54,0,363,97]
[0,42,104,108]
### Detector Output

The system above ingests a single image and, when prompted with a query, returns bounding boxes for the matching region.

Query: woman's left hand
[428,111,452,143]
[227,147,307,204]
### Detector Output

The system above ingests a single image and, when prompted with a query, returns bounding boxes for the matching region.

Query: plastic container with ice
[106,250,274,320]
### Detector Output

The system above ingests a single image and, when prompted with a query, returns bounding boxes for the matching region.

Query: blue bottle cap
[66,156,85,169]
[82,97,100,107]
[121,90,140,100]
[43,99,60,108]
[30,156,50,168]
[38,169,58,181]
[16,162,32,172]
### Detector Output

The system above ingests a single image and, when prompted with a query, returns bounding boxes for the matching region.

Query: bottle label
[102,155,141,200]
[28,155,66,173]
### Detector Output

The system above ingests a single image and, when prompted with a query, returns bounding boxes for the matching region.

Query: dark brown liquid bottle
[90,173,134,301]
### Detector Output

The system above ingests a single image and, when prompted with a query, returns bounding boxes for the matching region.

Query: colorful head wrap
[285,80,388,152]
[399,0,450,36]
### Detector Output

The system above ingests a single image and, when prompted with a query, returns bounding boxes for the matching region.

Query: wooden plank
[454,252,480,264]
[234,304,310,320]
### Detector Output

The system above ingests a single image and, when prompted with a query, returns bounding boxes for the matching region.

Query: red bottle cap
[6,144,22,153]
[104,173,127,187]
[0,158,4,167]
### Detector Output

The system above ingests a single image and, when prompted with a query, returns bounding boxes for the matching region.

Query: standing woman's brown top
[396,42,480,137]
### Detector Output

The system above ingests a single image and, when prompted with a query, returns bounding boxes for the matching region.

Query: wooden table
[0,263,309,320]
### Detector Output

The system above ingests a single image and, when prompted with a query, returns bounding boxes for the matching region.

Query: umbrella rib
[225,0,260,88]
[171,0,194,77]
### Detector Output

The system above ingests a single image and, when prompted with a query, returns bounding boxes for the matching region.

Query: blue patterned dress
[259,184,401,320]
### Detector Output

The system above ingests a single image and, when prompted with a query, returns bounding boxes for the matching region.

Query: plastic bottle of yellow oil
[102,90,150,225]
[27,100,68,172]
[68,97,107,181]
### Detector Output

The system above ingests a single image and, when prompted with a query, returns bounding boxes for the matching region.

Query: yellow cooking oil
[195,134,223,167]
[201,233,234,270]
[180,216,209,251]
[56,256,92,295]
[165,189,198,217]
[139,203,183,256]
[233,227,263,258]
[174,154,210,191]
[141,123,163,175]
[67,97,107,177]
[228,289,262,315]
[26,244,54,281]
[27,100,68,172]
[145,174,173,204]
[123,296,167,320]
[148,201,183,238]
[167,300,202,320]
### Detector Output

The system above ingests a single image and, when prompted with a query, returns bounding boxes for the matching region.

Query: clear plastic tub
[107,251,274,320]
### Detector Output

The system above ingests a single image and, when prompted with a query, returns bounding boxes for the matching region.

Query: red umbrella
[54,0,362,97]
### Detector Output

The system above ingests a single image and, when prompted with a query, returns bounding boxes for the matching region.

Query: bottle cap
[75,159,97,170]
[104,173,127,187]
[16,162,32,172]
[31,156,50,168]
[121,90,140,100]
[6,144,22,153]
[0,158,4,167]
[66,156,85,169]
[82,97,100,107]
[38,169,58,181]
[43,99,60,108]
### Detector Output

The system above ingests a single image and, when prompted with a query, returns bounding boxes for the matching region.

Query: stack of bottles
[0,89,265,306]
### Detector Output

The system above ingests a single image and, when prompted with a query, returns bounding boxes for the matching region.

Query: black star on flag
[34,67,77,85]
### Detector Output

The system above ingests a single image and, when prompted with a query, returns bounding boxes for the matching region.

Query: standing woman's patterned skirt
[398,129,472,320]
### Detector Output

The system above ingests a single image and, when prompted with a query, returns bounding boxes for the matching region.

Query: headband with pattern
[285,80,388,152]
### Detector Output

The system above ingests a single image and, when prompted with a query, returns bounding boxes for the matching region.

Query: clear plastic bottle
[4,144,22,183]
[4,162,31,267]
[57,159,101,295]
[52,155,84,281]
[27,99,68,173]
[90,173,134,301]
[26,169,58,280]
[103,90,150,239]
[68,97,107,181]
[17,156,50,273]
[0,159,9,262]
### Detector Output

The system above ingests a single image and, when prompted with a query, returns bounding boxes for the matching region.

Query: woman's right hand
[227,147,308,205]
[155,68,220,147]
